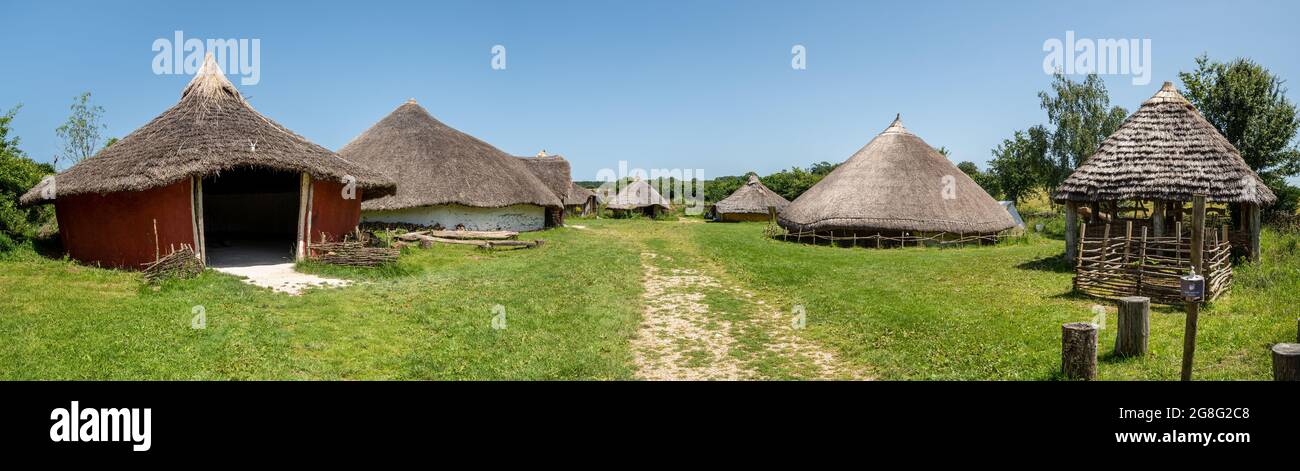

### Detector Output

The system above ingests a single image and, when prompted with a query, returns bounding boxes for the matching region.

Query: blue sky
[3,0,1298,183]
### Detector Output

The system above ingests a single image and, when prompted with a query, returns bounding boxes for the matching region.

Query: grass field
[1,217,1296,380]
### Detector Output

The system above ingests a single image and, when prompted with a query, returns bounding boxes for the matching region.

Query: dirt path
[629,223,868,380]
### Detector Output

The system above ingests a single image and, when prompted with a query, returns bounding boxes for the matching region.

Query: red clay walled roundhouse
[21,54,394,269]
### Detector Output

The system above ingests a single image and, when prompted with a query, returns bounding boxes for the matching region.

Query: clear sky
[3,0,1298,183]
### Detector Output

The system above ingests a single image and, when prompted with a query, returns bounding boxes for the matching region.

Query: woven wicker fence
[1074,221,1232,305]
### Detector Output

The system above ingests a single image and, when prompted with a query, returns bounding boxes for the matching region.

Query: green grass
[690,223,1300,380]
[0,218,1295,380]
[0,225,643,379]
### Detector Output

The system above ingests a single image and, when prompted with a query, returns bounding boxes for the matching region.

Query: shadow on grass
[31,234,64,260]
[1015,254,1074,273]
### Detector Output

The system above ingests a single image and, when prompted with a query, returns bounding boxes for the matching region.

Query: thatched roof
[567,182,599,205]
[21,54,395,205]
[338,101,561,211]
[1054,82,1276,205]
[778,116,1015,234]
[715,174,790,215]
[515,153,576,204]
[607,179,671,210]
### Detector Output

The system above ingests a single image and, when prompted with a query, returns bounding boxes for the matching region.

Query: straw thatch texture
[568,183,599,205]
[715,174,790,215]
[778,116,1015,234]
[338,101,561,211]
[606,179,671,210]
[1054,82,1276,205]
[516,154,575,204]
[21,54,394,205]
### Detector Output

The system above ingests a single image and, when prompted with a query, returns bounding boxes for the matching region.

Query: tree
[1179,55,1300,183]
[103,137,119,149]
[54,92,106,170]
[0,105,56,249]
[1038,74,1128,193]
[957,161,1001,198]
[989,126,1050,204]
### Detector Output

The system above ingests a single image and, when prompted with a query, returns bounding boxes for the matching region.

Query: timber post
[1064,201,1078,262]
[1062,322,1098,380]
[1114,296,1150,357]
[1180,194,1206,381]
[1273,343,1300,381]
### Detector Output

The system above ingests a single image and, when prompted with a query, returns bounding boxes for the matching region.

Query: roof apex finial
[182,52,239,99]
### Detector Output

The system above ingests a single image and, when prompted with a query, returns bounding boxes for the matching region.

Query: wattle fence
[1074,221,1232,305]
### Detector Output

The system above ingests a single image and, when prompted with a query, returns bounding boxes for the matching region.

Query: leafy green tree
[1179,55,1300,215]
[1038,74,1128,193]
[957,161,1001,198]
[0,105,56,249]
[989,126,1050,204]
[54,92,106,170]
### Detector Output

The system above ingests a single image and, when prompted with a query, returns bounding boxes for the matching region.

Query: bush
[0,106,56,250]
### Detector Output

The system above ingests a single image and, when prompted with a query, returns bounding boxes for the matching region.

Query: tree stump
[1273,343,1300,381]
[1062,322,1098,380]
[1114,297,1150,357]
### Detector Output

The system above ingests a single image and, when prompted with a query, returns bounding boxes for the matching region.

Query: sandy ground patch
[212,263,351,295]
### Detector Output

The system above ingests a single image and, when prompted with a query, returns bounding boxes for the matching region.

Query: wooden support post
[1248,203,1262,262]
[194,178,206,264]
[1273,344,1300,381]
[1114,296,1150,357]
[189,177,201,262]
[1062,322,1098,380]
[295,173,310,261]
[1077,222,1087,270]
[1159,199,1170,236]
[1137,226,1148,294]
[1181,194,1206,381]
[1122,221,1133,265]
[1064,201,1078,262]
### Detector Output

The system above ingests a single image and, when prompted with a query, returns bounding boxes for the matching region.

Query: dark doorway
[202,167,300,267]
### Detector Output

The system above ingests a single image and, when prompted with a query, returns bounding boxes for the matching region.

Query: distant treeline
[575,161,840,204]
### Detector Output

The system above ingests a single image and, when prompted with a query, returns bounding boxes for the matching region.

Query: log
[406,234,546,250]
[1114,296,1150,357]
[419,230,519,240]
[1062,322,1099,380]
[1272,343,1300,381]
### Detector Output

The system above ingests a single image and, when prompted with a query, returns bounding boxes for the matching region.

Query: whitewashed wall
[362,204,545,232]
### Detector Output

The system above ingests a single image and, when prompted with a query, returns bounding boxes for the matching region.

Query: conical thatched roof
[338,101,561,211]
[1054,82,1276,205]
[515,153,575,204]
[21,54,395,205]
[607,179,671,210]
[715,174,790,215]
[778,116,1015,234]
